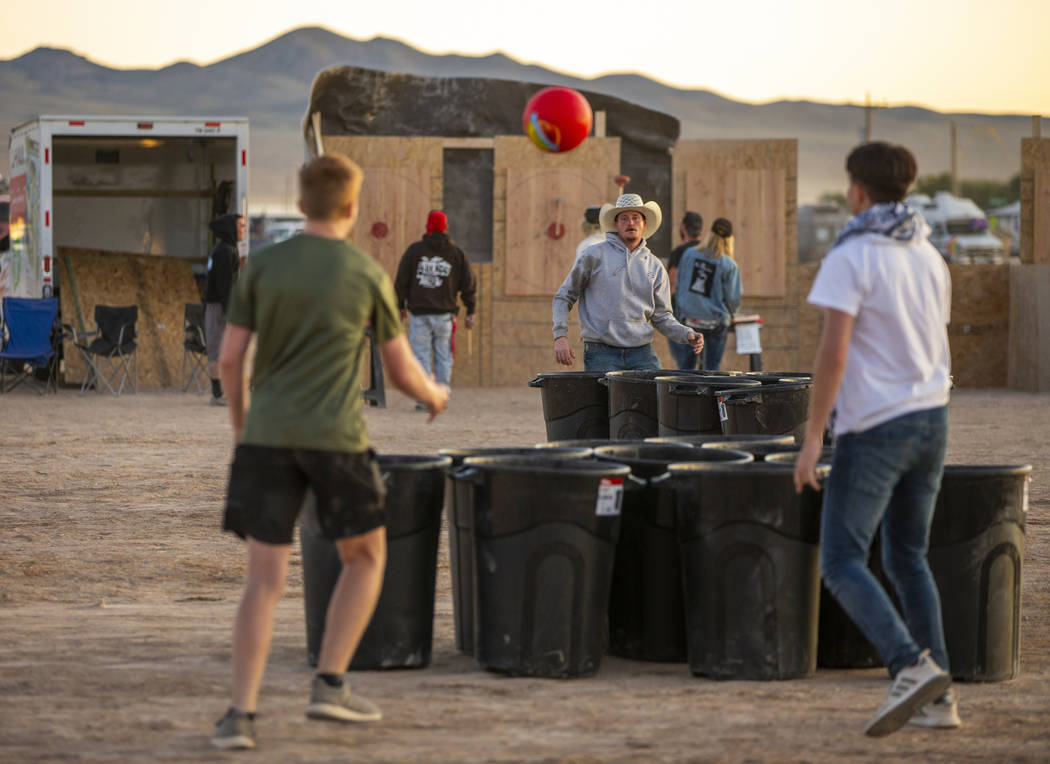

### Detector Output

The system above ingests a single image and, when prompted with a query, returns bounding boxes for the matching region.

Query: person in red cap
[395,210,477,406]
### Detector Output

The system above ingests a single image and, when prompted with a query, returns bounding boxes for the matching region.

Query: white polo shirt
[808,231,952,435]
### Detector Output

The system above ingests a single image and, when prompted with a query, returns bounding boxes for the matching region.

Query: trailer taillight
[242,150,247,166]
[205,121,221,127]
[45,148,49,164]
[43,256,51,273]
[68,120,85,126]
[137,122,153,130]
[45,210,50,227]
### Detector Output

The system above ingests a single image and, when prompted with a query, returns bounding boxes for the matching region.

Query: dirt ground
[1,384,1048,763]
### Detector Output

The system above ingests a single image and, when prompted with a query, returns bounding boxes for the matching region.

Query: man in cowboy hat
[552,193,703,372]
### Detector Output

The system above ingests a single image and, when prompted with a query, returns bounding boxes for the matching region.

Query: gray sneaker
[209,395,227,407]
[865,649,951,737]
[211,707,255,750]
[909,690,962,729]
[305,676,382,723]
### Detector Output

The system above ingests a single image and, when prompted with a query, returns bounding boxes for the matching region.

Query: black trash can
[529,372,610,441]
[717,381,813,443]
[604,370,681,440]
[452,455,631,677]
[440,446,592,655]
[765,449,886,669]
[655,375,761,437]
[593,444,753,662]
[670,460,827,679]
[300,454,451,670]
[929,464,1031,681]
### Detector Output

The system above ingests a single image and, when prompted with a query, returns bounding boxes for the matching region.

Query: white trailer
[4,115,249,299]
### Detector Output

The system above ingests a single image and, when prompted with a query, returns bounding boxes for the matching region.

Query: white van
[906,191,1006,264]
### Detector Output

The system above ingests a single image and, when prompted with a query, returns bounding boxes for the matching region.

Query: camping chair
[0,297,61,394]
[66,305,139,396]
[181,303,208,393]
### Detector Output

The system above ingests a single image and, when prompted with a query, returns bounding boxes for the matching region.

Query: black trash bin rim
[941,464,1033,476]
[667,460,830,478]
[602,369,682,385]
[440,446,592,461]
[648,433,796,446]
[717,380,814,400]
[594,443,753,467]
[536,439,645,448]
[376,454,453,470]
[462,454,631,478]
[528,371,608,387]
[764,450,834,466]
[654,374,761,395]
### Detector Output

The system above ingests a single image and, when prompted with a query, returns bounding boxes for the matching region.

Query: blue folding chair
[0,297,61,394]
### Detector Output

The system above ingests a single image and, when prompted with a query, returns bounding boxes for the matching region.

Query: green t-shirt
[225,234,402,452]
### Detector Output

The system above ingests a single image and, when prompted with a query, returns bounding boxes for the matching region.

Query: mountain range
[1,26,1042,210]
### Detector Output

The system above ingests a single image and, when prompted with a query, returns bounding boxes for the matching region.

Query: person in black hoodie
[394,211,476,404]
[203,213,245,405]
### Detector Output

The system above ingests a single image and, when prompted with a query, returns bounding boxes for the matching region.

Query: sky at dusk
[3,0,1048,115]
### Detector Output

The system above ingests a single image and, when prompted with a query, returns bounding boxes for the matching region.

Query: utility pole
[1036,115,1043,138]
[950,121,960,196]
[861,92,886,142]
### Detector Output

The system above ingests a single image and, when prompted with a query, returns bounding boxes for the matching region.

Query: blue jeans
[668,338,697,370]
[583,342,661,373]
[820,406,949,677]
[699,327,728,371]
[409,313,454,386]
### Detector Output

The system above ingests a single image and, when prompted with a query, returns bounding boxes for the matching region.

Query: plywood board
[1009,264,1050,391]
[58,248,201,390]
[351,167,432,279]
[503,168,613,296]
[685,167,787,297]
[1035,169,1050,266]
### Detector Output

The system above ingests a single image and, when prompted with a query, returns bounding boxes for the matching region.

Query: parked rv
[987,200,1021,257]
[797,202,851,263]
[906,191,1006,264]
[3,115,249,300]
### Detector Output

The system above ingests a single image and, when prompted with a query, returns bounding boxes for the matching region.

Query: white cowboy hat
[599,193,662,238]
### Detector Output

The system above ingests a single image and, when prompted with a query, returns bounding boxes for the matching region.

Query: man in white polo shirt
[794,142,957,737]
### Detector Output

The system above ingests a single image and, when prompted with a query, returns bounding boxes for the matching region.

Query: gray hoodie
[552,233,693,347]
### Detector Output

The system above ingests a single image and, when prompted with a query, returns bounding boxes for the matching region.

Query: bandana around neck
[833,202,929,248]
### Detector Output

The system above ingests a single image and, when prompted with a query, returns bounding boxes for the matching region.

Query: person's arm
[650,261,694,344]
[393,247,413,315]
[380,333,449,422]
[724,260,742,316]
[793,308,853,492]
[552,250,593,366]
[217,323,253,445]
[458,249,477,324]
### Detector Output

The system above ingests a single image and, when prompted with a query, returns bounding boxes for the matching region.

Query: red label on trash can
[595,478,623,516]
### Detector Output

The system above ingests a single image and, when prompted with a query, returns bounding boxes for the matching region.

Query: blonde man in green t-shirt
[211,154,449,750]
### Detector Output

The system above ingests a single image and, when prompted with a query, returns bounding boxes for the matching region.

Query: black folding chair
[181,303,208,393]
[0,297,60,394]
[66,305,139,396]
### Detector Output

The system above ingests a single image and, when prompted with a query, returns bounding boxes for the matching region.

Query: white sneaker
[865,649,951,737]
[909,690,961,729]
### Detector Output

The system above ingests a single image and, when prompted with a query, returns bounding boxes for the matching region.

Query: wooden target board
[684,166,787,298]
[350,167,432,279]
[503,167,610,296]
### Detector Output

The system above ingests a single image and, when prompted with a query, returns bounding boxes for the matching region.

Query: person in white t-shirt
[794,142,958,738]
